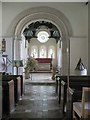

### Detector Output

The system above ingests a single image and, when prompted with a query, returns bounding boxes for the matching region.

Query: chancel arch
[8,6,73,75]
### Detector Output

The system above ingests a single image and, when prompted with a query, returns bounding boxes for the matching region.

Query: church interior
[0,1,90,120]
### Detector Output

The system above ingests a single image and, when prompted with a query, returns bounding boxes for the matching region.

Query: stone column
[67,37,70,76]
[57,39,62,73]
[61,36,68,75]
[14,36,21,60]
[14,36,21,75]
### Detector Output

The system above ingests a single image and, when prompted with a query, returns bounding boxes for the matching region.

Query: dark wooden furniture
[2,80,15,116]
[73,87,90,119]
[66,87,82,119]
[62,80,90,120]
[0,86,2,119]
[55,75,67,103]
[55,75,90,104]
[60,80,67,114]
[2,75,22,104]
[55,75,90,119]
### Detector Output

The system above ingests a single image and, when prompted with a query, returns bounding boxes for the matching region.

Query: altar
[35,58,52,71]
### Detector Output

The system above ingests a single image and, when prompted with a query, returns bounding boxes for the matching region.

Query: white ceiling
[0,0,89,2]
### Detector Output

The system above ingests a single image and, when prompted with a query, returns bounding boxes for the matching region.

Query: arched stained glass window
[39,46,46,58]
[31,46,38,58]
[48,46,55,58]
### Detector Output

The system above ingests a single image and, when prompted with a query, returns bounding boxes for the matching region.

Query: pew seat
[73,87,90,119]
[60,80,90,116]
[73,102,90,118]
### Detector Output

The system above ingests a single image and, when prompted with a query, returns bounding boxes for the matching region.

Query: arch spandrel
[6,6,73,37]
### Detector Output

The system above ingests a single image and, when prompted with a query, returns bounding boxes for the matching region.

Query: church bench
[59,79,90,105]
[2,80,15,117]
[60,80,67,115]
[0,86,2,120]
[73,87,90,119]
[55,75,90,104]
[65,84,90,119]
[60,81,82,115]
[55,75,67,103]
[67,87,90,119]
[65,87,82,119]
[2,75,22,104]
[60,80,90,118]
[2,75,24,96]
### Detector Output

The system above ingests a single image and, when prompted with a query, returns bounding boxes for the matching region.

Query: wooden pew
[64,80,90,120]
[66,87,82,119]
[60,79,90,118]
[60,80,67,115]
[0,86,2,120]
[2,80,15,117]
[2,75,24,96]
[2,75,22,104]
[73,87,90,119]
[55,75,67,103]
[55,75,90,104]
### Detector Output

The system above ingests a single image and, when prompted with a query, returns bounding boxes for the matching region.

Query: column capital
[15,36,22,41]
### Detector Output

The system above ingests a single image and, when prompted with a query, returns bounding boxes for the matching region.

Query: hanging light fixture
[0,40,2,53]
[2,39,6,52]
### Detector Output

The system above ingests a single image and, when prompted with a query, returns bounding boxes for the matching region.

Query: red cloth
[35,58,52,63]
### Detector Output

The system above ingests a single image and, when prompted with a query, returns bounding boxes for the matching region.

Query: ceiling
[23,21,61,43]
[1,0,88,2]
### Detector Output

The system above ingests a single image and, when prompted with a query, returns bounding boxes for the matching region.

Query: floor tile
[8,73,63,119]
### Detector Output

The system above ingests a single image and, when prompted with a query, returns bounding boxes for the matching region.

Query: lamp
[12,60,23,75]
[2,39,6,53]
[0,41,2,53]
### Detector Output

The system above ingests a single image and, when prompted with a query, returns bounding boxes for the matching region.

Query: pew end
[73,87,90,119]
[2,80,15,117]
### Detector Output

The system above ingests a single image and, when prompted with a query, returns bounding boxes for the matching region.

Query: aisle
[25,73,55,85]
[9,84,63,119]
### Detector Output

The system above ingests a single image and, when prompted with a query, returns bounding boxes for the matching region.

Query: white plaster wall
[2,2,88,37]
[2,2,88,74]
[3,37,13,73]
[70,37,88,75]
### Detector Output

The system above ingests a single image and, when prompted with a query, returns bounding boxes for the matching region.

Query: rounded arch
[10,6,73,75]
[7,6,73,37]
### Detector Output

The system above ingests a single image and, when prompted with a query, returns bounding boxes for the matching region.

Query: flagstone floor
[7,73,66,120]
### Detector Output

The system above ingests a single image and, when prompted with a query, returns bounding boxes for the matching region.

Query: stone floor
[8,73,65,120]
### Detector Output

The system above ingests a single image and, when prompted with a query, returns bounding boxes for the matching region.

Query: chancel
[0,2,90,120]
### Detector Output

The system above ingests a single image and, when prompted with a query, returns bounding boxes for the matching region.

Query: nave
[3,73,65,120]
